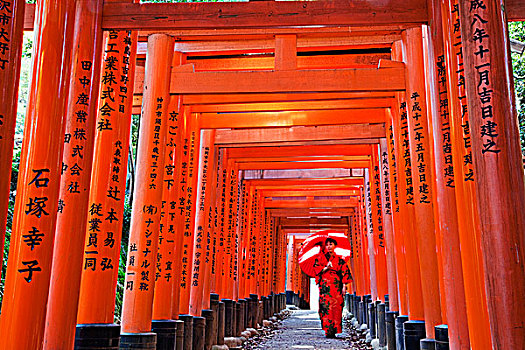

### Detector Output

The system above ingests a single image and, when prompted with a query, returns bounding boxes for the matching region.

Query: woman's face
[325,241,336,253]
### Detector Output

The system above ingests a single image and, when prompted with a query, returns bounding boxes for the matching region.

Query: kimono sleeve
[339,257,353,284]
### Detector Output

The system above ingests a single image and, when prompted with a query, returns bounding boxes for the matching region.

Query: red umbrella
[298,230,351,277]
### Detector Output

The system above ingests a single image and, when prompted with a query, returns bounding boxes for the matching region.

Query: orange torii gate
[0,1,523,350]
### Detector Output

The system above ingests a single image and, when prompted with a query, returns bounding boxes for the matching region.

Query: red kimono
[313,252,352,337]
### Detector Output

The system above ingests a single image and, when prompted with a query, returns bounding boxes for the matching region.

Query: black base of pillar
[74,323,120,350]
[377,303,387,347]
[202,309,215,350]
[368,302,377,338]
[217,301,225,345]
[222,299,234,337]
[151,320,177,350]
[236,300,245,335]
[435,325,449,350]
[179,314,194,350]
[421,338,436,350]
[385,311,398,350]
[175,320,184,350]
[286,290,294,305]
[119,332,156,350]
[193,316,206,350]
[395,315,409,350]
[403,320,426,350]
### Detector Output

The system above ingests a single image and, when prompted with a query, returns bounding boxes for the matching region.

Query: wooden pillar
[440,1,494,348]
[120,33,174,334]
[201,145,219,308]
[364,169,378,300]
[0,0,25,276]
[378,139,399,312]
[424,1,472,347]
[207,146,221,296]
[384,113,409,315]
[178,113,201,315]
[43,0,104,347]
[0,1,76,348]
[389,42,426,319]
[76,29,137,324]
[286,235,295,292]
[152,61,182,321]
[358,190,371,295]
[169,105,190,318]
[458,0,525,347]
[370,146,389,301]
[189,129,216,315]
[402,28,443,336]
[214,148,228,297]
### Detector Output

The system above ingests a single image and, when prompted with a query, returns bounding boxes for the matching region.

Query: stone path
[243,309,370,350]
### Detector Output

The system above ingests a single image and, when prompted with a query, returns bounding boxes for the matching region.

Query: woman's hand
[322,261,333,272]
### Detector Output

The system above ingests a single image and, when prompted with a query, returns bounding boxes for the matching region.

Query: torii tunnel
[0,0,524,349]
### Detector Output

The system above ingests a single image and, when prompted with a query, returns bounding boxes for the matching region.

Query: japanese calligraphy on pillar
[461,0,500,155]
[400,102,415,205]
[82,30,134,279]
[436,55,455,188]
[125,96,165,295]
[387,124,400,213]
[409,92,431,204]
[381,151,393,216]
[373,164,385,248]
[449,2,475,182]
[191,145,210,288]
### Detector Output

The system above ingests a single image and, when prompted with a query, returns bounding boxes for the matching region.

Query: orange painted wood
[389,63,425,320]
[403,27,443,336]
[458,0,525,346]
[121,33,174,333]
[199,109,386,129]
[207,146,221,296]
[191,99,394,113]
[183,92,395,105]
[358,190,371,295]
[0,0,25,280]
[214,124,386,145]
[369,145,388,301]
[384,113,409,315]
[237,160,370,171]
[229,144,372,158]
[201,144,219,308]
[441,1,493,347]
[168,105,190,318]
[101,0,428,30]
[0,1,76,348]
[264,199,358,209]
[275,34,297,71]
[364,170,378,300]
[424,2,470,347]
[152,79,182,320]
[181,53,389,71]
[77,30,138,324]
[177,113,201,314]
[378,139,399,311]
[170,68,405,94]
[213,149,228,297]
[43,1,104,347]
[189,130,215,315]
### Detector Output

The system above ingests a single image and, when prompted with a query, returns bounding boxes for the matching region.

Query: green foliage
[509,22,525,153]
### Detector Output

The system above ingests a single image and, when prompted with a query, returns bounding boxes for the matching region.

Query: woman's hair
[325,237,338,246]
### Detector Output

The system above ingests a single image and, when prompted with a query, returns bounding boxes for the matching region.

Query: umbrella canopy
[298,230,351,277]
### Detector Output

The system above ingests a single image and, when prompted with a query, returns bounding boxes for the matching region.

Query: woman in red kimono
[313,238,352,338]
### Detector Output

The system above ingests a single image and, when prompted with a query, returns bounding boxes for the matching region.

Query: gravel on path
[242,309,371,350]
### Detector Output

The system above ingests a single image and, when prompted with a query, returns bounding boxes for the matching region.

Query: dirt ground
[243,309,371,350]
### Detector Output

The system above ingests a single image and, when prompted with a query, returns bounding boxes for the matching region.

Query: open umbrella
[298,230,351,277]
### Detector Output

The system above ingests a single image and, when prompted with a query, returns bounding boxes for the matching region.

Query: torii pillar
[459,0,525,347]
